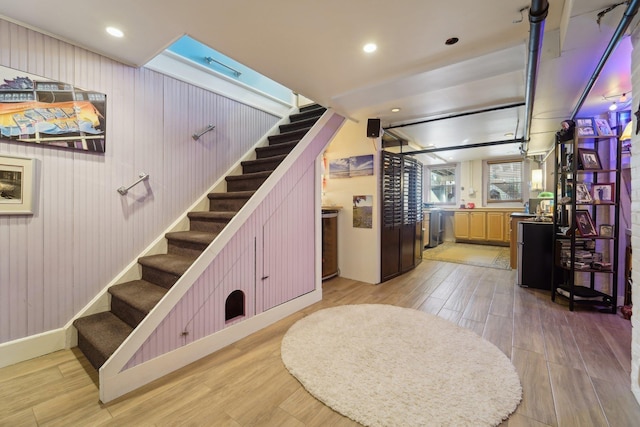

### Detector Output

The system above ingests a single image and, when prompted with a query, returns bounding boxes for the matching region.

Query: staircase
[73,104,326,370]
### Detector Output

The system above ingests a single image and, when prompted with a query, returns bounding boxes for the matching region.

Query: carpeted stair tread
[267,128,309,145]
[289,105,326,122]
[208,190,255,200]
[255,141,298,159]
[137,253,195,276]
[241,154,287,167]
[165,230,218,246]
[187,211,237,220]
[279,117,321,133]
[109,280,168,314]
[73,311,133,368]
[225,170,272,182]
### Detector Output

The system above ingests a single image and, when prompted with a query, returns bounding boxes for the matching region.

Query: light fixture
[609,102,617,111]
[620,93,627,102]
[531,169,543,191]
[363,43,377,53]
[504,132,515,138]
[391,108,400,113]
[106,27,124,38]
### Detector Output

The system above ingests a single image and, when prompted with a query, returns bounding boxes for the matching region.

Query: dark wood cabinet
[322,210,339,280]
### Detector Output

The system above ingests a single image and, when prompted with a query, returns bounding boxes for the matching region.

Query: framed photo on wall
[575,210,597,237]
[591,183,615,203]
[0,154,35,215]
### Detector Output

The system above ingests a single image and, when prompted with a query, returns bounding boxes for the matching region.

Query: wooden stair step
[73,311,133,370]
[208,191,254,211]
[109,280,168,328]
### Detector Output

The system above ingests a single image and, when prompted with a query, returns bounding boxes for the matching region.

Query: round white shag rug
[281,304,522,427]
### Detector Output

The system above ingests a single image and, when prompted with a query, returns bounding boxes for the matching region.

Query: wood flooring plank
[511,348,557,426]
[483,313,513,359]
[1,254,638,427]
[547,361,608,426]
[591,376,640,427]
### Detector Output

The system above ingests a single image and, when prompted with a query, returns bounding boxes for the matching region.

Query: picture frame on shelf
[0,154,35,215]
[599,224,614,238]
[594,118,614,136]
[575,210,598,237]
[576,118,596,137]
[575,182,592,203]
[578,148,602,170]
[591,183,615,203]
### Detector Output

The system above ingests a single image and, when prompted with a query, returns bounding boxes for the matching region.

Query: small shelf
[555,285,614,306]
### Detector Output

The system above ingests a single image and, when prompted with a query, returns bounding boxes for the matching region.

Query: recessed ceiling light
[363,43,377,53]
[391,108,400,113]
[504,132,515,138]
[106,27,124,38]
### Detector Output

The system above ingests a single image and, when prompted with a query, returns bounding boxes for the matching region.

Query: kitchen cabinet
[455,209,523,248]
[454,212,470,239]
[486,212,504,241]
[469,212,486,240]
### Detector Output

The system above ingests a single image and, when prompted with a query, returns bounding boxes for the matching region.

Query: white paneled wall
[0,18,279,345]
[630,25,640,405]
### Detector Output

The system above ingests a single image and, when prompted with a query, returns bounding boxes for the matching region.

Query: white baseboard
[0,328,66,368]
[99,288,322,403]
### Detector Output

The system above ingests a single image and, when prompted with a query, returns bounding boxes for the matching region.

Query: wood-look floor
[1,258,639,426]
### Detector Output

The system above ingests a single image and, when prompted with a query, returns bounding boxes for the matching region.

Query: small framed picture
[599,224,614,238]
[577,126,596,137]
[578,148,602,170]
[594,118,614,136]
[575,182,592,203]
[575,210,598,237]
[576,118,596,137]
[591,183,615,203]
[0,154,35,215]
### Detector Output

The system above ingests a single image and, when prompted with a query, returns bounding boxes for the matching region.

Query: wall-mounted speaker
[367,118,381,138]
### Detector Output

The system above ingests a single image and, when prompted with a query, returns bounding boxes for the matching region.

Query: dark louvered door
[381,151,402,281]
[381,151,423,281]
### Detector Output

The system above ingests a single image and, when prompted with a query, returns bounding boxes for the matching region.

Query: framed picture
[0,154,35,215]
[575,210,597,237]
[599,224,614,238]
[575,118,595,137]
[578,148,602,170]
[575,182,592,203]
[591,183,615,203]
[594,118,613,136]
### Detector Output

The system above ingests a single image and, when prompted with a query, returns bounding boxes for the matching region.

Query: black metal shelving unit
[551,123,621,313]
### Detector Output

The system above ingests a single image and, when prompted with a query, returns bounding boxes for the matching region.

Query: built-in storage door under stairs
[73,104,326,371]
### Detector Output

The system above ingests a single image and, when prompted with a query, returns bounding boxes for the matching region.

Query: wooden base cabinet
[455,209,523,247]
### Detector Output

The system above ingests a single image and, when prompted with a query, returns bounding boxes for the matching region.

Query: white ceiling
[1,0,636,164]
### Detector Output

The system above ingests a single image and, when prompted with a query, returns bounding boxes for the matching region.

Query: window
[486,159,523,202]
[425,164,457,205]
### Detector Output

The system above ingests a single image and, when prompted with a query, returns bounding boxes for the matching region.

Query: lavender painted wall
[0,18,279,344]
[122,114,344,369]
